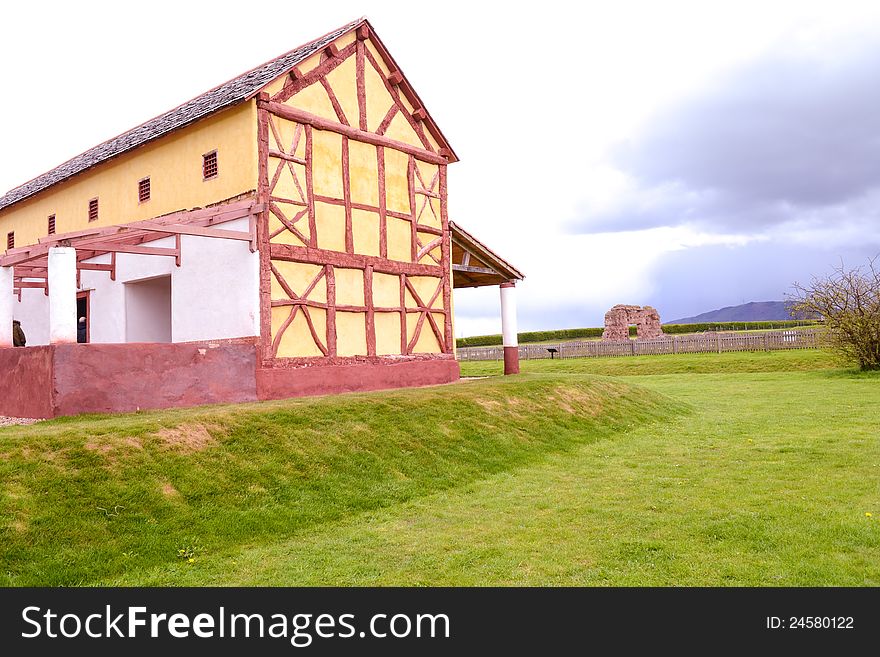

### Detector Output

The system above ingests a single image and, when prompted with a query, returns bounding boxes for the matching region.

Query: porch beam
[77,262,115,274]
[452,264,499,276]
[136,222,255,244]
[71,242,180,259]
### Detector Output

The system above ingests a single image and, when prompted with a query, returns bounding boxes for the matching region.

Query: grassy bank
[0,375,675,586]
[3,349,877,586]
[144,351,878,586]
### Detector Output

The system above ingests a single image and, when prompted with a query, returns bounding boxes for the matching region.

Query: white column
[500,280,520,375]
[0,266,13,347]
[48,246,77,344]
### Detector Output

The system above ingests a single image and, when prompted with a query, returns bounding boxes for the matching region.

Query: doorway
[125,275,172,343]
[76,291,90,343]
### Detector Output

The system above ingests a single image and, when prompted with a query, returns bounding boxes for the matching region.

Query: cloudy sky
[2,0,879,335]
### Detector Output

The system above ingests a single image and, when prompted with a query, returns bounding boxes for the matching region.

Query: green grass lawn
[0,374,674,586]
[460,348,840,377]
[2,349,878,586]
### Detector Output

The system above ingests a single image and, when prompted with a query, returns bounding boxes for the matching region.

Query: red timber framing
[254,21,457,367]
[2,199,263,295]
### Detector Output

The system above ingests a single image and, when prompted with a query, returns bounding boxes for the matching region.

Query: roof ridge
[0,17,365,212]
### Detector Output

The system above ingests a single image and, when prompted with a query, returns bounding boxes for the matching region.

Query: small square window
[138,177,151,203]
[88,198,99,222]
[203,151,218,180]
[48,214,56,235]
[6,231,14,250]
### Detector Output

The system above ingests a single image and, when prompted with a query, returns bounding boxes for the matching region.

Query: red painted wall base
[0,344,461,418]
[503,346,520,375]
[0,346,54,418]
[257,358,460,401]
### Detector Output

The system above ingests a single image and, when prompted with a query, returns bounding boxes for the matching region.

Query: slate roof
[0,18,365,212]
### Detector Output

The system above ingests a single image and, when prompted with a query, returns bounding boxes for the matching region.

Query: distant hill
[667,301,794,324]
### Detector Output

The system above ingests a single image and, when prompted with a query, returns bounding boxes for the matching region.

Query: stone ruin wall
[601,304,663,341]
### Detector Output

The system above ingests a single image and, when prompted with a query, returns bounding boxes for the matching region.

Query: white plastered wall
[10,217,260,345]
[125,276,172,343]
[11,286,50,346]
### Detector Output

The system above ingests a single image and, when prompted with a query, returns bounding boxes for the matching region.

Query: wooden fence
[456,329,821,362]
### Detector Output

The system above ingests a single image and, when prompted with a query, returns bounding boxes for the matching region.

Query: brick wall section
[51,343,260,416]
[1,343,460,418]
[0,346,54,418]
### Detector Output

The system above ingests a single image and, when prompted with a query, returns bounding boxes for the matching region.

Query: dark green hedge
[660,320,816,334]
[455,320,817,348]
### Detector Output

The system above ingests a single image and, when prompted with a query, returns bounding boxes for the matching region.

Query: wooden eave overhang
[450,221,524,288]
[1,199,263,290]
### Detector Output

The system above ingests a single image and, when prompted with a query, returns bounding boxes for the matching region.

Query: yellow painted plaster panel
[364,60,395,133]
[334,267,364,306]
[384,112,424,151]
[269,203,309,246]
[310,130,343,198]
[271,159,308,203]
[348,140,379,206]
[395,88,416,115]
[386,216,412,262]
[335,311,367,356]
[273,306,327,358]
[374,311,401,355]
[407,275,444,309]
[407,312,442,354]
[262,75,287,98]
[449,285,456,356]
[365,42,391,77]
[417,232,442,264]
[261,30,356,104]
[423,128,442,153]
[271,117,307,157]
[410,275,443,308]
[290,81,339,125]
[384,148,411,215]
[323,55,359,127]
[314,201,346,252]
[0,103,257,247]
[415,198,441,229]
[415,161,438,189]
[429,197,442,227]
[299,51,324,76]
[351,208,380,257]
[336,32,356,49]
[271,260,326,303]
[372,272,399,307]
[432,312,446,343]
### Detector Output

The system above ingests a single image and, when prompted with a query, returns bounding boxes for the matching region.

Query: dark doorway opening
[77,291,90,343]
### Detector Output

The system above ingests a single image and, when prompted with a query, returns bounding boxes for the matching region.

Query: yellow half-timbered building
[0,18,523,418]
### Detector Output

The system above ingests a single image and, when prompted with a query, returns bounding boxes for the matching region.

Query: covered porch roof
[450,221,524,288]
[0,199,262,293]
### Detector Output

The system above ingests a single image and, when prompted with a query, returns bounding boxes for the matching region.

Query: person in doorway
[77,317,87,344]
[12,320,26,347]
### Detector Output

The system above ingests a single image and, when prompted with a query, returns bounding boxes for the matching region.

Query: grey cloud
[573,38,880,234]
[455,238,880,332]
[646,239,880,322]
